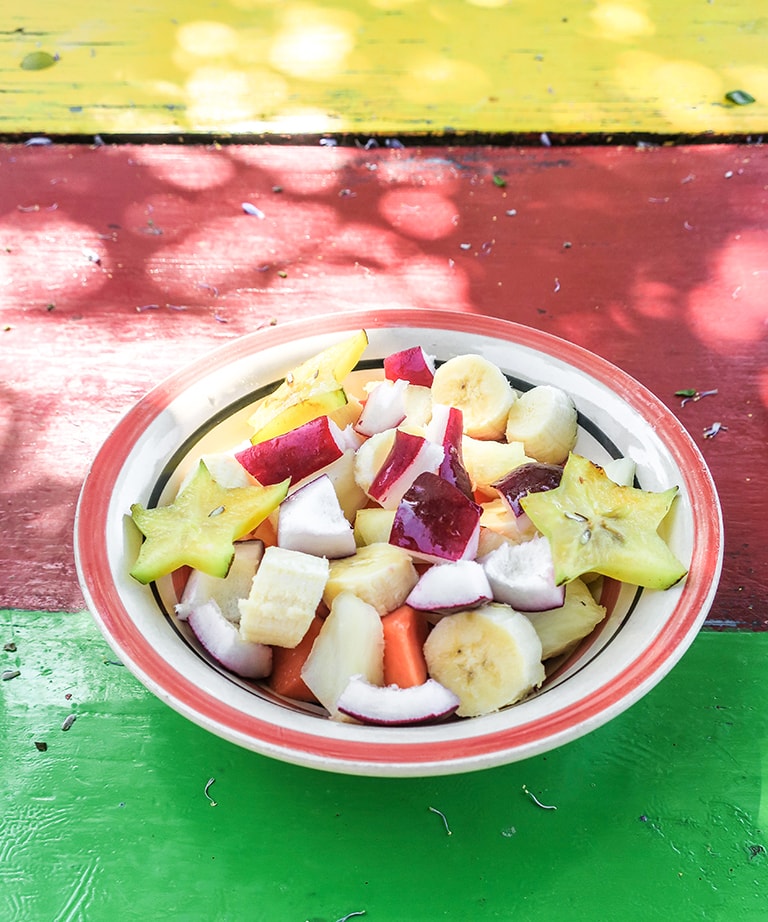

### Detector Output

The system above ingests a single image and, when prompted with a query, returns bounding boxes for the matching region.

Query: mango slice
[248,329,369,443]
[520,453,688,590]
[129,461,289,584]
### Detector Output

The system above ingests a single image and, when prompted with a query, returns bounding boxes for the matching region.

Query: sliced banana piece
[504,385,578,465]
[238,546,329,648]
[424,602,544,717]
[431,354,517,440]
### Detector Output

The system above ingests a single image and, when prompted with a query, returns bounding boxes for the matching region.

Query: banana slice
[423,603,544,717]
[431,354,517,440]
[238,546,329,648]
[504,385,578,465]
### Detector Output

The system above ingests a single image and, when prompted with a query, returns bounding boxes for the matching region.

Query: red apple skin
[432,406,473,499]
[368,430,442,507]
[493,462,563,516]
[389,472,482,563]
[235,416,343,486]
[383,346,435,387]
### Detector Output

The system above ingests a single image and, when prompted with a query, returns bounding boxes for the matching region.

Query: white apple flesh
[277,474,356,558]
[187,599,273,678]
[354,379,408,436]
[383,345,436,387]
[389,471,482,564]
[367,430,444,510]
[425,403,473,498]
[336,675,460,726]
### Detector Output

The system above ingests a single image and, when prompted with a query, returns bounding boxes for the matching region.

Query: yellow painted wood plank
[2,1,768,136]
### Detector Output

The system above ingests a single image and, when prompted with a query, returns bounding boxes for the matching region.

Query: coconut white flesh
[277,474,356,559]
[336,675,460,725]
[480,535,565,611]
[406,559,492,613]
[187,600,272,678]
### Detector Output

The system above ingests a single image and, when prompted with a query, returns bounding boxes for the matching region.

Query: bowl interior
[75,310,722,776]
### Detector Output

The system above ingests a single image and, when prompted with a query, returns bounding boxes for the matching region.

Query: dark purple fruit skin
[390,472,482,561]
[436,407,473,499]
[369,430,426,500]
[493,462,563,516]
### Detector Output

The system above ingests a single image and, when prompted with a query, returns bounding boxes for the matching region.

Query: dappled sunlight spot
[185,66,289,128]
[269,4,359,79]
[589,1,655,41]
[325,220,422,268]
[397,51,492,106]
[266,109,342,134]
[378,189,458,241]
[686,231,768,353]
[466,0,513,8]
[177,21,240,58]
[614,51,727,131]
[367,0,420,9]
[394,254,471,308]
[129,147,237,191]
[631,279,679,320]
[0,219,111,299]
[141,205,342,295]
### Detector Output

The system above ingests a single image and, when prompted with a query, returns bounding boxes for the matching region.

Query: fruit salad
[129,331,688,725]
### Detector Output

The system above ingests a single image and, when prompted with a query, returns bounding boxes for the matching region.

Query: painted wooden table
[2,3,768,921]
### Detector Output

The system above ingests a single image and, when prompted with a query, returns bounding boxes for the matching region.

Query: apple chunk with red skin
[389,471,482,564]
[426,403,473,499]
[367,429,444,510]
[383,345,436,387]
[235,415,345,486]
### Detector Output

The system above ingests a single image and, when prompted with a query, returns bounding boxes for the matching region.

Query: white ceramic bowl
[74,309,723,776]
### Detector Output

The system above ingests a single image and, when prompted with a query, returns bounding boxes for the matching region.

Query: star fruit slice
[129,461,289,584]
[520,453,688,590]
[248,329,369,443]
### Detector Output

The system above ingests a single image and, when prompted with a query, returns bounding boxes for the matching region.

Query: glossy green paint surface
[2,610,766,921]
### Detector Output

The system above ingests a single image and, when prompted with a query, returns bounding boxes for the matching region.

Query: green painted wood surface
[2,611,766,920]
[2,1,768,137]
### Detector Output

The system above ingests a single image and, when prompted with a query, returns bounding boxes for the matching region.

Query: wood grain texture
[2,614,767,920]
[1,1,767,137]
[0,142,765,622]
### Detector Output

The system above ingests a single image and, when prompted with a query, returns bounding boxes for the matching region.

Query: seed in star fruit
[520,453,688,590]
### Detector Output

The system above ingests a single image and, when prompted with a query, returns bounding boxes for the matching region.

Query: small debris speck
[241,202,265,218]
[61,713,77,731]
[34,741,48,752]
[725,90,756,106]
[2,669,20,681]
[703,421,727,439]
[3,642,16,652]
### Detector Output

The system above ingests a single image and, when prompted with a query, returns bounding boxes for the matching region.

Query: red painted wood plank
[0,143,765,623]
